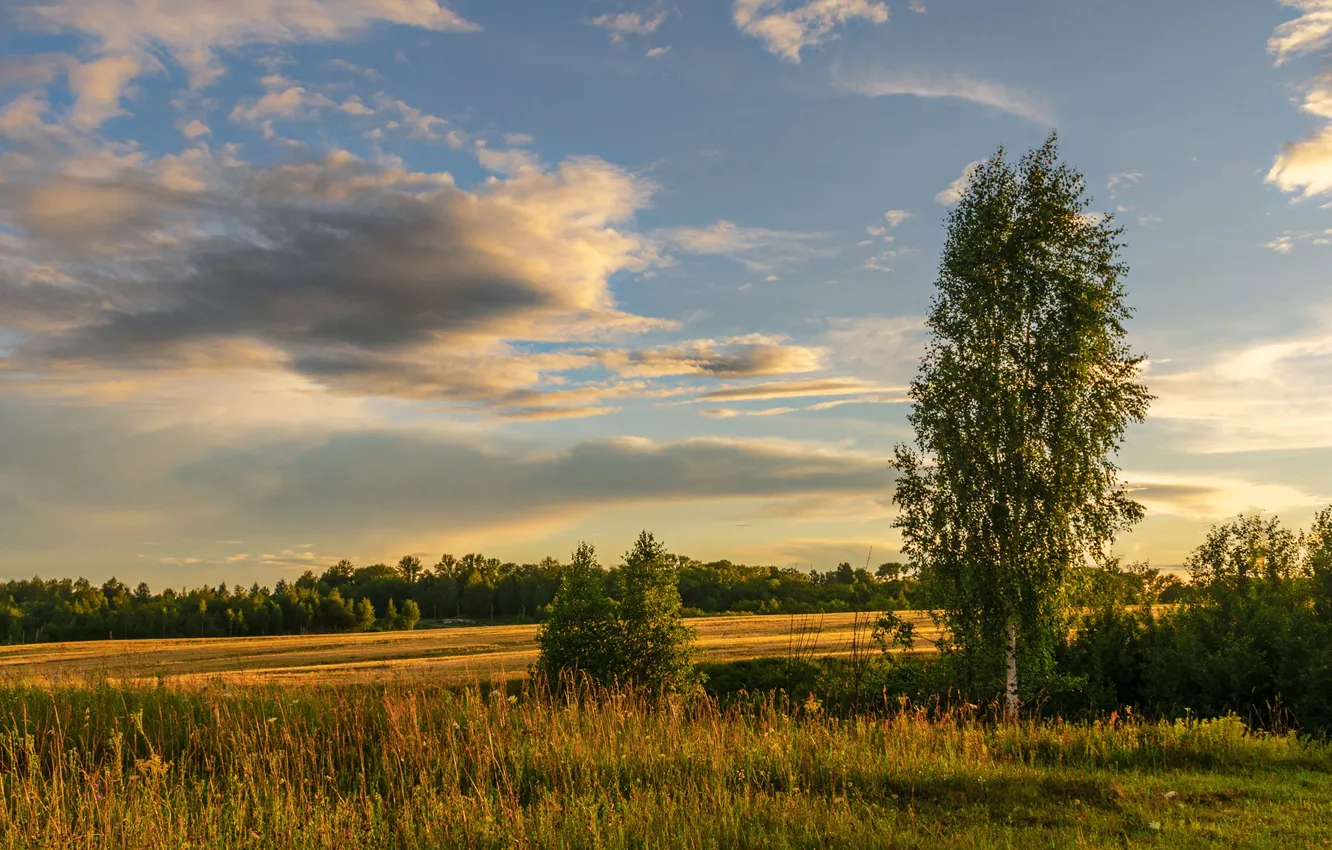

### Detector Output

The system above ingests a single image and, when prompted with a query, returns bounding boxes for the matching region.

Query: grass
[0,677,1329,848]
[0,611,940,687]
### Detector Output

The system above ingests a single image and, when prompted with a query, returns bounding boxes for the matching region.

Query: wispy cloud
[834,67,1053,124]
[655,220,835,272]
[1147,314,1332,452]
[699,377,905,402]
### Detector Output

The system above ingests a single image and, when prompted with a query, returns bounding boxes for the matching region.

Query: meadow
[0,611,939,687]
[1,677,1329,849]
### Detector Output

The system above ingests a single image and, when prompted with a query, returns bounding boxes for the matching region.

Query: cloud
[1267,3,1332,198]
[834,68,1053,124]
[588,10,668,43]
[1268,0,1332,65]
[66,54,144,129]
[699,377,905,402]
[230,84,337,126]
[179,118,211,138]
[1124,472,1327,521]
[655,220,835,271]
[0,399,894,570]
[882,209,912,227]
[1268,126,1332,198]
[824,316,926,380]
[646,46,671,58]
[0,146,676,416]
[602,335,826,378]
[13,0,478,127]
[862,246,914,272]
[935,160,983,205]
[1107,172,1143,194]
[733,0,889,63]
[1147,315,1332,452]
[1265,228,1332,252]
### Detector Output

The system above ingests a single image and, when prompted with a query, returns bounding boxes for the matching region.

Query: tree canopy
[892,133,1151,717]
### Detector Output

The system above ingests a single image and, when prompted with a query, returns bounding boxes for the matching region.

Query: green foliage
[382,598,399,631]
[1054,512,1332,733]
[535,534,697,695]
[893,133,1151,706]
[400,599,420,631]
[534,543,621,686]
[353,596,376,632]
[617,531,697,693]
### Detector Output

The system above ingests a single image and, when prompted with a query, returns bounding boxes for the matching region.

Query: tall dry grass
[0,676,1328,848]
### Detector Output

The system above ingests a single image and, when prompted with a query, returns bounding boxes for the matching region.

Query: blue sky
[1,0,1330,584]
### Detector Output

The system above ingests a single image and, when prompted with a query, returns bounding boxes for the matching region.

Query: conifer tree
[535,543,621,686]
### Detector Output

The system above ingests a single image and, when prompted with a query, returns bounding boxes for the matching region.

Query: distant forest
[0,551,1186,644]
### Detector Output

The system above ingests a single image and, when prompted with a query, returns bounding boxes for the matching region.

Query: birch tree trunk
[1004,617,1019,722]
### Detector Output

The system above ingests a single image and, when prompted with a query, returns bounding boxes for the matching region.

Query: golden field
[0,611,941,687]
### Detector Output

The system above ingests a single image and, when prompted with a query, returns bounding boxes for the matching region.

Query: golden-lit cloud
[733,0,889,63]
[1268,2,1332,199]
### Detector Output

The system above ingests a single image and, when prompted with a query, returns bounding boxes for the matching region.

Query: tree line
[0,548,950,644]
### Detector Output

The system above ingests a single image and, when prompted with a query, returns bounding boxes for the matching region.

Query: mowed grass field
[0,611,942,687]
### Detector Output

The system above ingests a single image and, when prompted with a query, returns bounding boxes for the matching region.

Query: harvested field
[0,611,942,686]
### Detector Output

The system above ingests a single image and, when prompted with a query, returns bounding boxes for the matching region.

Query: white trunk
[1004,617,1019,722]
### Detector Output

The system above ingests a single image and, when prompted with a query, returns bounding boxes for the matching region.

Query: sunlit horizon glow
[1,1,1330,585]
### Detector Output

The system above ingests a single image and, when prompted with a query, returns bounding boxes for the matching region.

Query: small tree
[401,599,421,631]
[353,597,376,631]
[535,542,621,686]
[618,531,696,693]
[382,598,399,631]
[892,134,1151,719]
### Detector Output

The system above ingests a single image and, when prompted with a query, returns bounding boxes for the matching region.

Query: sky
[1,0,1330,586]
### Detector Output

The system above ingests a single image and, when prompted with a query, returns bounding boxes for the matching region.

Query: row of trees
[0,549,939,644]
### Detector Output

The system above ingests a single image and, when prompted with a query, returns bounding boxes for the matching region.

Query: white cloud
[835,67,1053,124]
[230,85,336,125]
[67,54,143,129]
[646,46,671,57]
[1265,228,1332,252]
[588,10,668,43]
[1268,0,1332,65]
[1107,171,1143,194]
[371,95,450,141]
[733,0,889,63]
[863,246,913,272]
[655,220,835,272]
[14,0,478,127]
[935,160,982,205]
[1267,3,1332,198]
[179,118,211,138]
[882,209,912,227]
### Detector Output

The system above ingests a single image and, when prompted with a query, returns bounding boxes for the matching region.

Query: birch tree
[892,134,1151,719]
